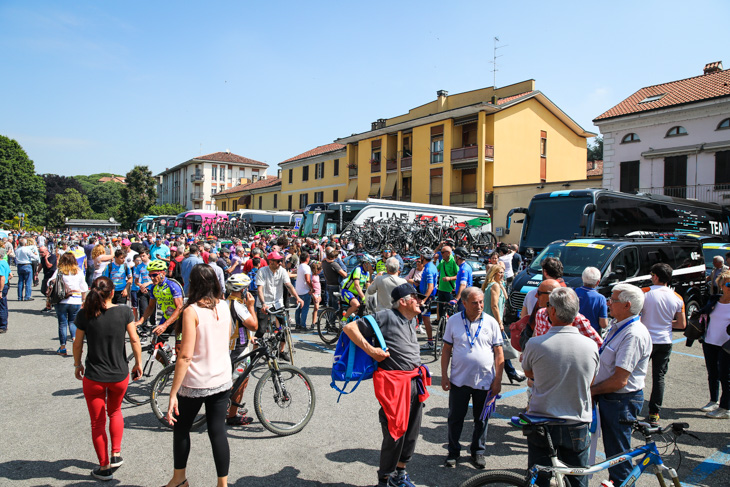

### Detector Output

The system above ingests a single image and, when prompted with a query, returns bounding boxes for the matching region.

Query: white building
[156,151,269,210]
[594,62,730,204]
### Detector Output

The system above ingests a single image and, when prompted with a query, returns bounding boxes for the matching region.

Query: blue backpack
[330,315,386,402]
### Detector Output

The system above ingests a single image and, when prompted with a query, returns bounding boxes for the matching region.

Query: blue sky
[1,0,728,177]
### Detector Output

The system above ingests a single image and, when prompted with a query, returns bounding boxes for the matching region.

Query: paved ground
[1,283,728,487]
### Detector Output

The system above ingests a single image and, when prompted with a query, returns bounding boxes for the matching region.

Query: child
[310,260,322,325]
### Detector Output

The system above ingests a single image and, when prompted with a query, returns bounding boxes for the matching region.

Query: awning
[383,174,398,198]
[345,179,358,200]
[238,195,251,205]
[641,144,702,159]
[369,177,381,198]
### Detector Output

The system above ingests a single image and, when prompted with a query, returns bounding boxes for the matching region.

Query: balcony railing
[451,145,495,163]
[401,156,412,170]
[636,183,730,204]
[190,192,204,201]
[450,192,477,206]
[190,173,205,182]
[386,158,397,171]
[429,193,443,205]
[381,190,411,202]
[370,160,381,173]
[348,166,358,178]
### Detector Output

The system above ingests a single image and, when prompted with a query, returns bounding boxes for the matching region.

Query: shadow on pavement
[0,458,143,486]
[231,465,355,486]
[0,348,55,359]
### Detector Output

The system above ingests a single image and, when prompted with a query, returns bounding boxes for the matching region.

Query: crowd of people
[1,227,729,486]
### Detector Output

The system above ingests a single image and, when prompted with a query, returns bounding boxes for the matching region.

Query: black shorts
[112,290,128,305]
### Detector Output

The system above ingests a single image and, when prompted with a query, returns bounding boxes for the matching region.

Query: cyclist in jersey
[225,274,257,426]
[134,260,184,337]
[103,250,132,305]
[341,254,376,323]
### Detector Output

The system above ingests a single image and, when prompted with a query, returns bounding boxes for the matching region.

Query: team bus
[229,210,295,231]
[135,215,155,233]
[298,198,491,237]
[506,188,730,256]
[171,210,228,237]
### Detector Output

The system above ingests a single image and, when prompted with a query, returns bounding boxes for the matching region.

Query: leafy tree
[48,188,93,229]
[587,136,603,161]
[0,135,46,226]
[42,174,85,208]
[74,173,120,194]
[120,165,157,228]
[148,203,186,216]
[87,182,123,215]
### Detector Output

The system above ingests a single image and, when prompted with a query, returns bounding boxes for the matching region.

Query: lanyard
[599,316,638,355]
[462,311,484,348]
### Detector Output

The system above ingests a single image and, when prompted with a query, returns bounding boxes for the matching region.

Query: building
[65,219,121,233]
[98,176,126,184]
[213,176,282,212]
[156,151,269,210]
[594,61,730,203]
[278,143,346,210]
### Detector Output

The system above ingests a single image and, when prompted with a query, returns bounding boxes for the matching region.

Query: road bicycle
[460,414,694,487]
[124,327,173,405]
[149,326,315,435]
[430,300,457,360]
[316,292,366,345]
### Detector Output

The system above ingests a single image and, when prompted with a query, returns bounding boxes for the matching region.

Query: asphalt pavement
[0,283,728,487]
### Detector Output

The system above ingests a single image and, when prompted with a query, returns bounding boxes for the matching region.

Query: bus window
[522,197,591,248]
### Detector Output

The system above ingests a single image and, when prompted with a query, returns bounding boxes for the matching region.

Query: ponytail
[84,276,114,319]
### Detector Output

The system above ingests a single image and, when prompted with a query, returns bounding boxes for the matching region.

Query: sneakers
[91,467,113,481]
[387,471,416,487]
[420,341,434,351]
[706,407,730,419]
[471,454,486,469]
[444,455,459,468]
[700,401,719,412]
[279,351,291,362]
[56,347,67,356]
[226,415,254,426]
[647,414,660,426]
[110,455,123,468]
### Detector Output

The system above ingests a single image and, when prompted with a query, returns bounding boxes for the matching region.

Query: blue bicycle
[460,413,693,487]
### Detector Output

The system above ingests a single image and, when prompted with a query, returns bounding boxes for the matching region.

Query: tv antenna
[489,36,507,88]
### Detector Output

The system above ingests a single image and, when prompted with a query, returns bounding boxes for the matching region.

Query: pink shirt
[312,274,321,295]
[181,300,233,390]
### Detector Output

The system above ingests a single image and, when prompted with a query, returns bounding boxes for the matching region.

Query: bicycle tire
[316,307,341,345]
[150,364,206,430]
[459,470,528,487]
[253,364,316,436]
[124,350,169,405]
[433,316,445,360]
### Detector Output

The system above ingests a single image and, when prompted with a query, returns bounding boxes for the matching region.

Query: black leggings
[173,389,230,477]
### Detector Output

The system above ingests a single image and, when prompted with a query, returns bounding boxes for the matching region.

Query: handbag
[683,310,706,343]
[48,271,67,305]
[501,330,519,360]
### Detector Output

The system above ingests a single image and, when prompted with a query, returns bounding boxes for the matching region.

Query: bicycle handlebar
[619,419,690,437]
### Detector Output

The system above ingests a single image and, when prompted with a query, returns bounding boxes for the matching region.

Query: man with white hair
[708,255,728,295]
[575,266,608,334]
[591,283,651,485]
[367,257,407,312]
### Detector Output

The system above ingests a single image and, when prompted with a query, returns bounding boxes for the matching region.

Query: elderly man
[574,267,608,334]
[521,257,565,317]
[343,283,428,487]
[533,279,603,348]
[208,253,226,291]
[708,256,728,295]
[367,257,407,312]
[0,248,12,333]
[441,287,504,469]
[591,284,651,485]
[180,244,204,295]
[523,287,599,487]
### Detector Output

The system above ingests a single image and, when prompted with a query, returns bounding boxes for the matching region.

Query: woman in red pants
[73,276,142,481]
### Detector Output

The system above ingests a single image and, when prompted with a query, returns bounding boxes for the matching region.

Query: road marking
[681,443,730,486]
[673,351,705,359]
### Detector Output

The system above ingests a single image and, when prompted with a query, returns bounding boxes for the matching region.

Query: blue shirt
[150,244,170,261]
[455,261,473,293]
[575,286,608,333]
[0,260,10,282]
[181,255,204,295]
[105,261,131,292]
[420,262,439,298]
[132,262,151,292]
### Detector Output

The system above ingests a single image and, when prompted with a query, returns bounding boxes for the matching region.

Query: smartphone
[132,369,142,381]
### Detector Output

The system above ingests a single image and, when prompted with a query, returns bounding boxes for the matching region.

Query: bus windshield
[521,196,591,250]
[529,241,617,277]
[300,211,319,236]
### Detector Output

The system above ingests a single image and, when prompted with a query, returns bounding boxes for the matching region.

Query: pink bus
[171,211,228,237]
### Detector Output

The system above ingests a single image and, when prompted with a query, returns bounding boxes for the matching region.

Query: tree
[48,188,93,229]
[87,182,123,216]
[587,136,603,161]
[148,203,186,216]
[42,174,85,208]
[120,165,157,228]
[0,135,46,226]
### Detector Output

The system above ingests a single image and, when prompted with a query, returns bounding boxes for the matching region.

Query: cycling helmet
[454,247,470,259]
[146,260,168,272]
[419,247,434,260]
[226,273,251,293]
[360,254,376,266]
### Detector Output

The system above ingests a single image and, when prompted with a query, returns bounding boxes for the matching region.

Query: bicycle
[149,328,316,435]
[460,414,694,487]
[124,327,173,405]
[316,293,366,345]
[430,300,457,360]
[264,306,296,366]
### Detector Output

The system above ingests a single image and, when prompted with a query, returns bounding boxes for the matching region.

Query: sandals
[162,479,188,487]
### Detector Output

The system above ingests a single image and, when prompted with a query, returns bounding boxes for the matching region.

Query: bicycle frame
[229,339,281,409]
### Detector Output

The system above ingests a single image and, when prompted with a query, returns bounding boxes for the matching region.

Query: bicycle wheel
[459,470,528,487]
[433,316,445,360]
[253,364,316,436]
[125,350,168,405]
[316,308,341,345]
[150,364,206,430]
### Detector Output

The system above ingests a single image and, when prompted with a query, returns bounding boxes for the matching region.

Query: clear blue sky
[2,0,728,177]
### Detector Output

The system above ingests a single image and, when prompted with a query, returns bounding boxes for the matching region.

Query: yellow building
[212,176,282,212]
[278,143,347,210]
[333,80,595,214]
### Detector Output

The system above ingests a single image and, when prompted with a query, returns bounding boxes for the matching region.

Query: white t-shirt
[523,288,538,315]
[256,266,291,309]
[641,285,684,345]
[499,253,514,278]
[707,302,730,347]
[442,311,503,390]
[295,263,312,295]
[124,249,138,269]
[49,270,88,305]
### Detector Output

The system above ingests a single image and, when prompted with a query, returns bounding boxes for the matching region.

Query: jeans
[0,283,9,329]
[447,385,491,457]
[527,422,590,487]
[703,342,730,409]
[55,303,80,347]
[295,293,312,329]
[326,285,340,309]
[597,390,643,484]
[17,264,32,300]
[648,343,672,415]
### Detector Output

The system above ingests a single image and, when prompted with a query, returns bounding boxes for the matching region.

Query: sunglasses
[149,272,164,278]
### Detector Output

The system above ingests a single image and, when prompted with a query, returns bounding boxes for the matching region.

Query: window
[212,166,217,180]
[219,165,225,181]
[288,169,293,184]
[461,168,476,193]
[715,151,730,189]
[314,191,324,203]
[718,118,730,130]
[403,136,412,157]
[540,130,547,180]
[612,247,640,278]
[228,168,232,180]
[273,193,278,209]
[332,189,338,202]
[299,193,308,208]
[620,161,640,193]
[315,162,325,179]
[429,168,443,204]
[639,93,666,104]
[334,159,340,176]
[259,196,262,209]
[232,200,238,211]
[430,125,444,163]
[540,133,547,157]
[666,126,687,137]
[621,133,640,143]
[664,155,687,198]
[288,195,292,211]
[302,165,309,181]
[221,201,226,211]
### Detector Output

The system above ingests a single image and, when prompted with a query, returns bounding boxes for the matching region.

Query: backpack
[170,258,183,285]
[48,271,67,305]
[331,315,386,402]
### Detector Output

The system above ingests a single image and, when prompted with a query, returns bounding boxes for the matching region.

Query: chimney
[437,90,448,111]
[704,61,723,75]
[371,118,387,130]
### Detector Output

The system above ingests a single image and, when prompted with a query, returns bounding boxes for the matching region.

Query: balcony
[370,159,381,173]
[348,166,358,178]
[386,158,397,172]
[190,191,204,201]
[429,193,443,205]
[636,183,730,204]
[450,192,477,207]
[401,156,412,170]
[451,145,495,165]
[190,173,205,182]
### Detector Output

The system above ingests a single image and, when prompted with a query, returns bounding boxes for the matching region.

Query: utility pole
[490,37,507,88]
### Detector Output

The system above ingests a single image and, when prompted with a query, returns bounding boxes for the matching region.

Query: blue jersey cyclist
[134,260,184,337]
[418,247,440,349]
[341,254,376,322]
[453,247,473,312]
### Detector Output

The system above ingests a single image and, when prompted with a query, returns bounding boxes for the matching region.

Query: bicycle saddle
[516,413,567,426]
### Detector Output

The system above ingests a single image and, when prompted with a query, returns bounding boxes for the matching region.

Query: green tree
[148,203,186,216]
[48,188,93,229]
[120,165,157,228]
[587,136,603,161]
[87,182,123,216]
[0,135,46,226]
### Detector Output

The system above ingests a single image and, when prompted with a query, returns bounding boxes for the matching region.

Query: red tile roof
[587,160,603,177]
[495,91,534,105]
[98,176,126,184]
[215,177,281,196]
[594,66,730,121]
[280,143,345,165]
[194,151,268,167]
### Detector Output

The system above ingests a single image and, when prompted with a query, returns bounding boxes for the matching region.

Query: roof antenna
[489,36,507,88]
